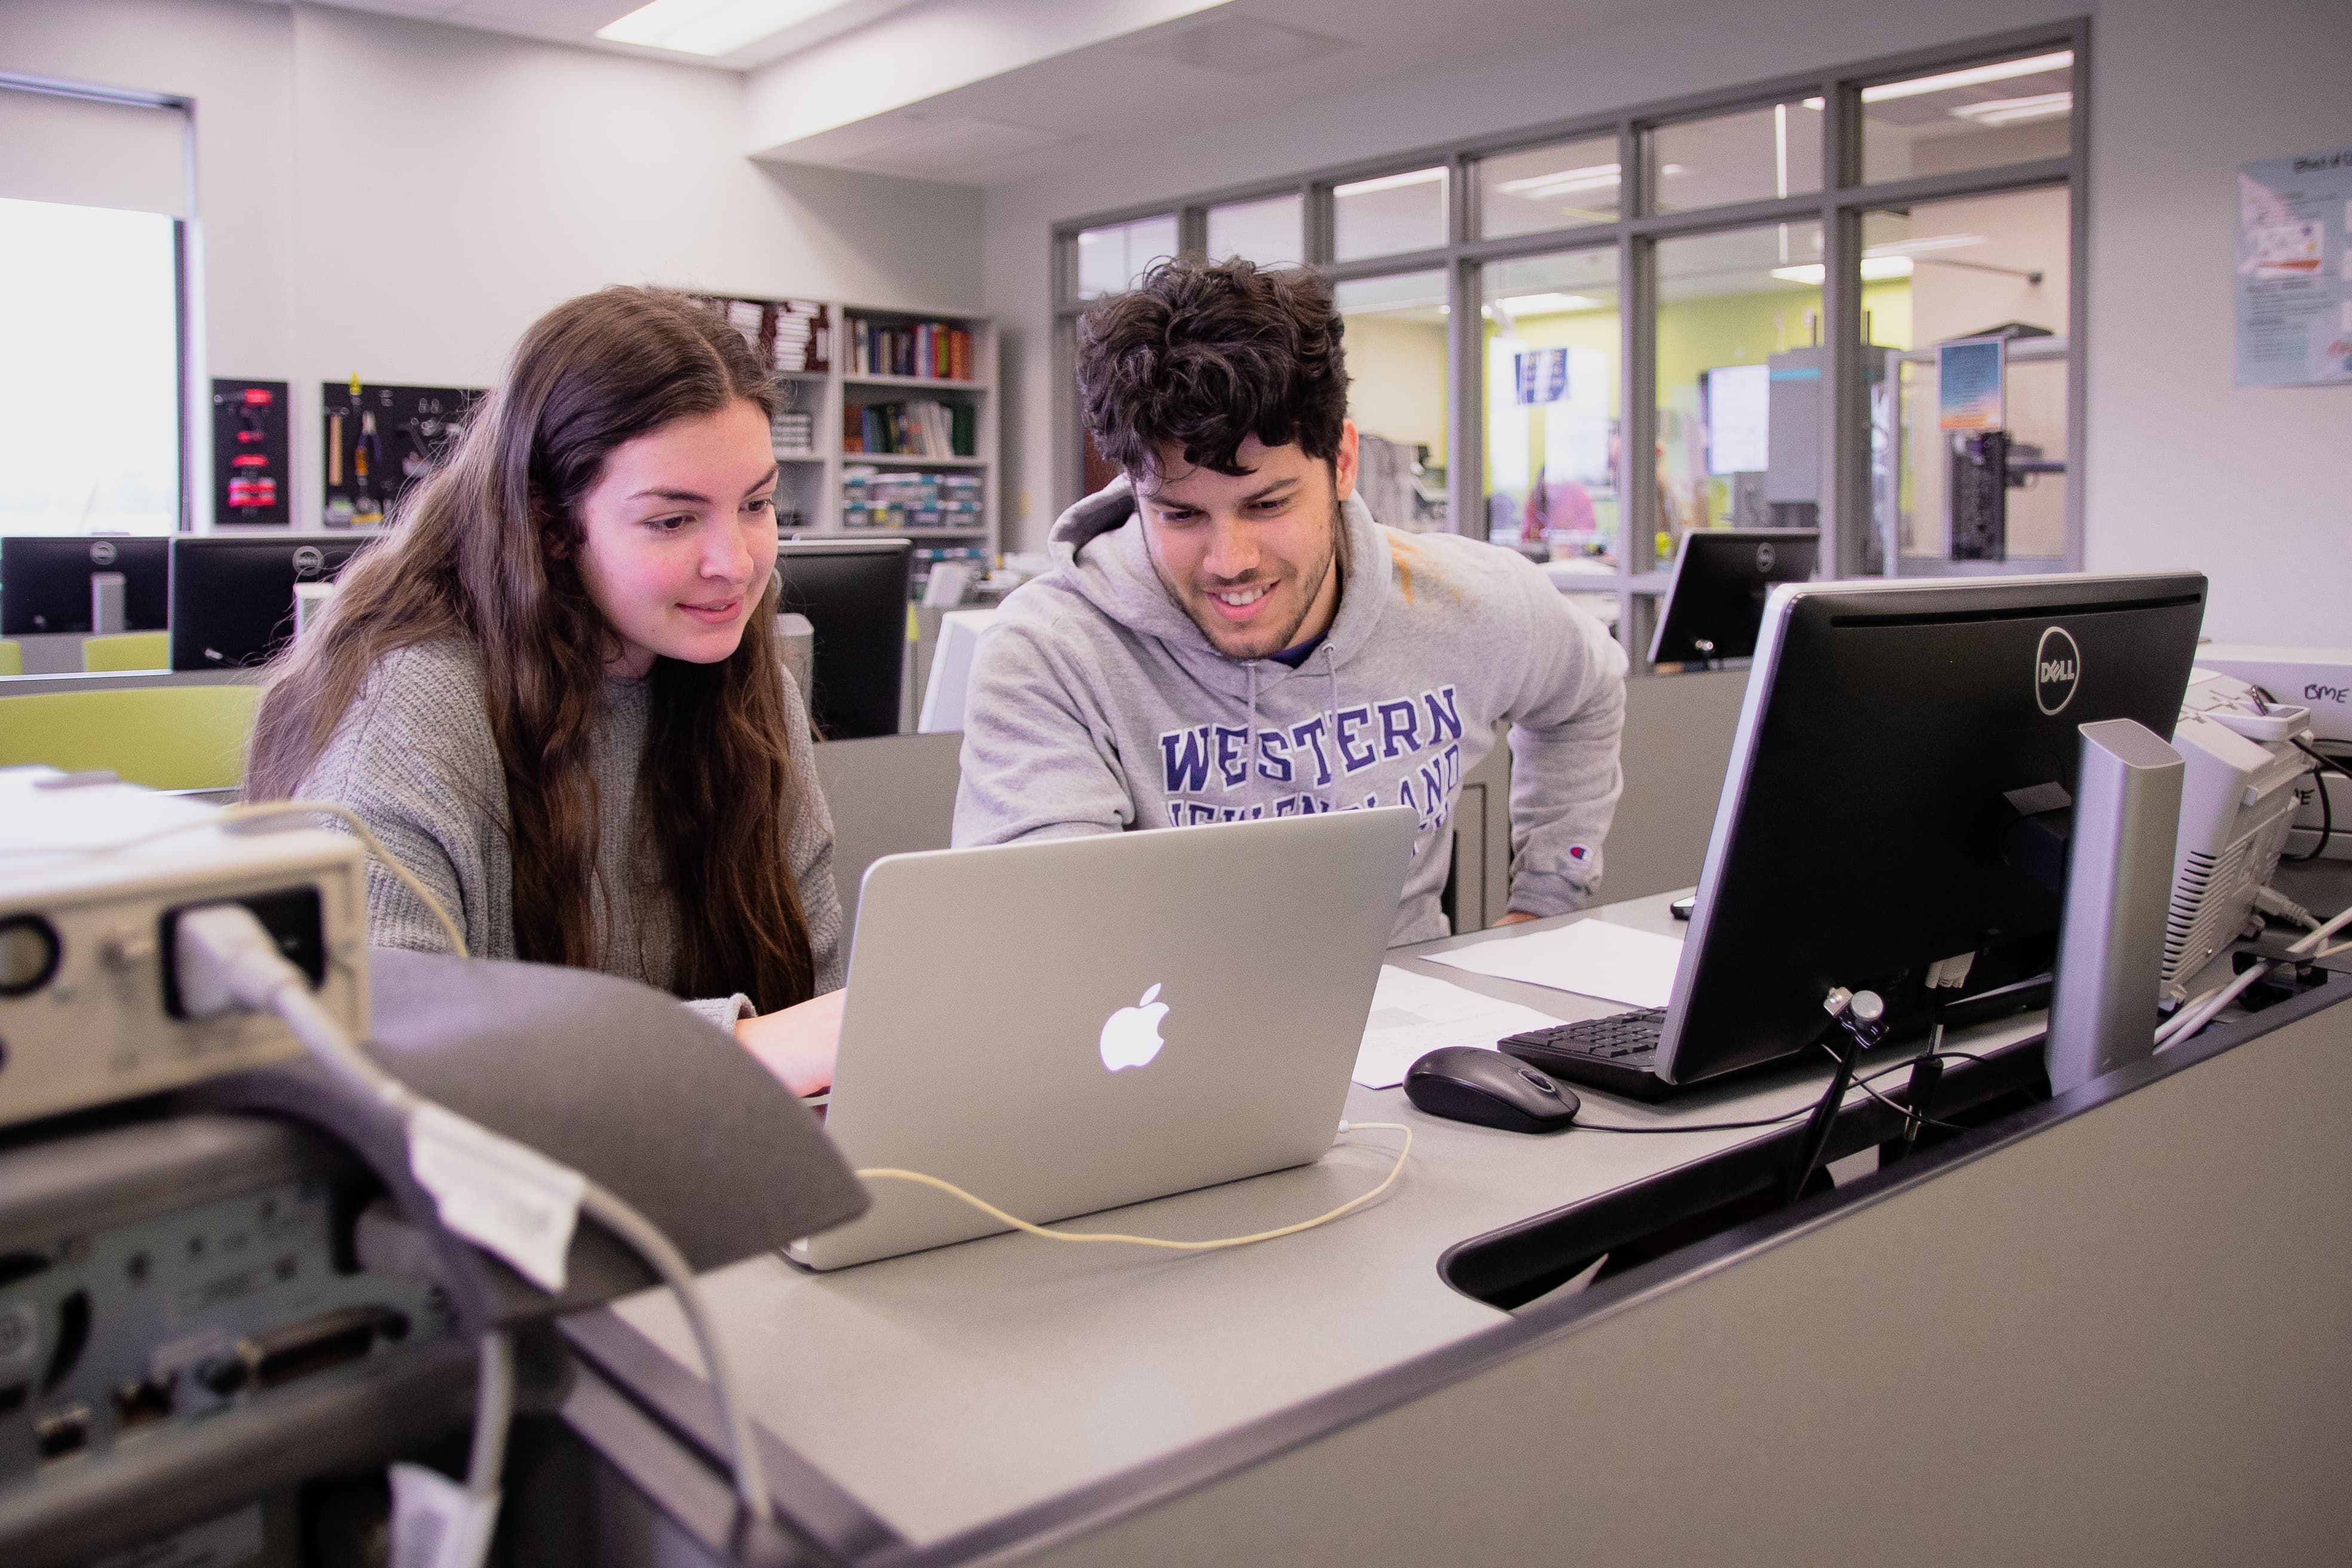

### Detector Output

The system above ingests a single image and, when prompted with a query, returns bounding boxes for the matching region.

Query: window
[1478,133,1621,239]
[1481,250,1621,563]
[0,197,181,535]
[1051,27,2088,655]
[1332,167,1447,262]
[1644,99,1822,213]
[1860,50,2073,185]
[0,83,191,536]
[1655,223,1826,549]
[1861,185,2072,566]
[1207,194,1304,268]
[1334,272,1450,531]
[1074,215,1178,300]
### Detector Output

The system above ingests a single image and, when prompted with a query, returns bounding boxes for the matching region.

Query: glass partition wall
[1052,23,2088,668]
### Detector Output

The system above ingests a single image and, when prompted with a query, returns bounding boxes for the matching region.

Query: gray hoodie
[953,477,1629,946]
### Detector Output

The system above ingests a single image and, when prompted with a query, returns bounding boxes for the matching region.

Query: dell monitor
[1648,528,1820,668]
[1,536,170,636]
[1647,572,2207,1088]
[773,538,912,740]
[169,535,373,670]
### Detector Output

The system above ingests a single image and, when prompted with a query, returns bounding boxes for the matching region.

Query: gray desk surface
[611,892,2041,1548]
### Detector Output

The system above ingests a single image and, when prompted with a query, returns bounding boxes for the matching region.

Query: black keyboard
[1497,1009,1675,1101]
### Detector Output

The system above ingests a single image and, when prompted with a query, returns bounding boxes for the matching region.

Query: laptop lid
[791,807,1417,1270]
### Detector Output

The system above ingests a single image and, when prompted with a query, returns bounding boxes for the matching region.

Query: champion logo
[1568,844,1591,861]
[2035,626,2081,716]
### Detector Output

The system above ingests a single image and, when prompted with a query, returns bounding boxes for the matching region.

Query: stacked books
[771,410,816,456]
[841,467,984,531]
[770,301,826,373]
[846,317,976,381]
[687,296,831,373]
[842,399,976,458]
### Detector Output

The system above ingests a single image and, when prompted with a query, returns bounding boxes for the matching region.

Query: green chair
[0,684,261,791]
[0,640,19,678]
[82,632,171,673]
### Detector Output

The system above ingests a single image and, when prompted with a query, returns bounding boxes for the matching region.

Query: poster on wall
[2234,147,2352,387]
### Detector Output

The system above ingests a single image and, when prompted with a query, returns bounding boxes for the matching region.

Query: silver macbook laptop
[789,807,1417,1270]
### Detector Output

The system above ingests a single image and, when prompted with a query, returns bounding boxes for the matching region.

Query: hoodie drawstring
[1245,659,1261,820]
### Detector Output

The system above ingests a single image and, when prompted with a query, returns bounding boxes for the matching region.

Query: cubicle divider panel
[811,733,964,933]
[1008,988,2352,1568]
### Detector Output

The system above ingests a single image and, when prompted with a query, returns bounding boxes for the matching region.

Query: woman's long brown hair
[245,287,817,1010]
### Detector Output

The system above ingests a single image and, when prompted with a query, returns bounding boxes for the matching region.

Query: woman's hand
[734,988,846,1097]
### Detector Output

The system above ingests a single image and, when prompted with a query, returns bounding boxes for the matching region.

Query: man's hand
[735,988,846,1097]
[1491,910,1541,927]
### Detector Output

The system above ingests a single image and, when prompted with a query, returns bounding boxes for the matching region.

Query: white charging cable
[172,905,774,1535]
[2156,899,2352,1051]
[857,1119,1412,1252]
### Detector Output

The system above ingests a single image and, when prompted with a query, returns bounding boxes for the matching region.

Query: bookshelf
[690,293,997,601]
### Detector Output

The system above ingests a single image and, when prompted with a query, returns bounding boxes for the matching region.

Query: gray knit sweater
[291,638,844,1028]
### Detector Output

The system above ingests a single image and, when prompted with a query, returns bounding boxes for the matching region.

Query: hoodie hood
[1046,473,1391,694]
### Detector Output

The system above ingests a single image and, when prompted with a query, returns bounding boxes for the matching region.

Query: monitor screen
[169,535,372,670]
[1701,363,1771,476]
[1655,572,2207,1086]
[773,540,912,740]
[1,536,170,636]
[1648,528,1820,666]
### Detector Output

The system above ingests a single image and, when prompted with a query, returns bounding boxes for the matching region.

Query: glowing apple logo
[1098,984,1170,1072]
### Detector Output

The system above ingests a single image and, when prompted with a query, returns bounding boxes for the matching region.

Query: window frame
[1049,19,2091,666]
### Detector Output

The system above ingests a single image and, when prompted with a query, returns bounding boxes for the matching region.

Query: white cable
[2156,900,2352,1051]
[172,905,772,1524]
[856,1120,1413,1253]
[466,1331,514,1497]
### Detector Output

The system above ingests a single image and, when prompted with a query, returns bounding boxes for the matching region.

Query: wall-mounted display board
[319,381,481,528]
[210,379,290,526]
[2235,146,2352,387]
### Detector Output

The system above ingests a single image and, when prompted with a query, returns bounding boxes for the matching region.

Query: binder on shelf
[844,399,976,458]
[841,465,984,532]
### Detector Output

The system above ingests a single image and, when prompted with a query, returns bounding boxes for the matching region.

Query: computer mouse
[1404,1046,1580,1134]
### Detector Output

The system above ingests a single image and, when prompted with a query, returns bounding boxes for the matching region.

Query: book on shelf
[846,317,975,381]
[841,465,984,531]
[687,295,831,373]
[842,399,978,458]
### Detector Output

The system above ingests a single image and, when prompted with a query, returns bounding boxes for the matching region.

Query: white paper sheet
[1420,920,1686,1009]
[1351,966,1569,1089]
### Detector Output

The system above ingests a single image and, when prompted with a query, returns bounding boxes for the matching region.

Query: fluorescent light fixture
[1863,50,2072,103]
[1951,91,2072,127]
[1798,51,2069,111]
[1497,292,1603,314]
[598,0,853,57]
[1864,234,1986,258]
[1498,162,1619,197]
[1769,256,1914,285]
[1334,167,1446,198]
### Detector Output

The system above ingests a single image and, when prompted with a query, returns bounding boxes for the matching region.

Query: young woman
[246,286,841,1092]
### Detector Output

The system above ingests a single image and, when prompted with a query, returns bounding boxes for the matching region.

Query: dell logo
[1754,541,1776,574]
[2035,626,2081,715]
[88,540,118,567]
[292,545,326,579]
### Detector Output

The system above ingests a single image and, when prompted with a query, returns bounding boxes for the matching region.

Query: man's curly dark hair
[1074,256,1350,482]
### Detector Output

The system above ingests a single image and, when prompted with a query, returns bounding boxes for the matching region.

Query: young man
[953,257,1627,945]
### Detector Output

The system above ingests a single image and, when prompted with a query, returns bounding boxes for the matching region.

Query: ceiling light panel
[598,0,853,56]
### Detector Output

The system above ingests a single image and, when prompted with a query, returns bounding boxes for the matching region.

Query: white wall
[1,0,985,528]
[2080,0,2352,645]
[982,0,2352,648]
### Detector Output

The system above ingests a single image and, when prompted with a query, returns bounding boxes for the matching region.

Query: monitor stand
[2046,719,2184,1095]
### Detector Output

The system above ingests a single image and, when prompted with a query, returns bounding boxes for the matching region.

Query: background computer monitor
[1655,571,2207,1086]
[169,535,372,670]
[773,538,912,740]
[1648,528,1820,667]
[1,536,170,635]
